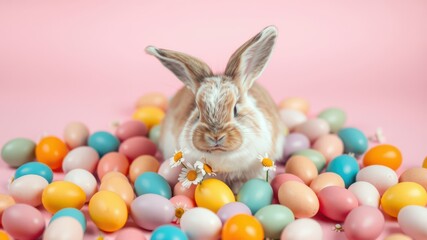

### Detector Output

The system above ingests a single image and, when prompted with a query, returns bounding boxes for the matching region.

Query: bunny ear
[225,26,278,91]
[145,46,213,93]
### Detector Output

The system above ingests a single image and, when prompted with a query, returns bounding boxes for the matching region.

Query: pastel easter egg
[318,186,358,221]
[62,146,99,173]
[221,214,264,240]
[294,119,330,142]
[363,144,402,170]
[279,109,307,130]
[135,172,172,199]
[43,216,84,240]
[174,181,197,200]
[237,179,273,214]
[348,181,380,207]
[1,204,45,240]
[135,92,169,111]
[100,174,135,208]
[217,202,251,224]
[89,190,128,232]
[255,204,294,239]
[282,133,310,159]
[63,121,90,149]
[292,149,326,173]
[280,218,323,240]
[14,161,53,183]
[101,171,129,182]
[195,178,235,213]
[326,154,359,188]
[271,173,304,199]
[278,181,319,218]
[312,134,344,163]
[42,181,86,213]
[148,124,161,146]
[0,194,15,226]
[381,182,427,218]
[399,167,427,191]
[170,195,196,222]
[88,131,120,157]
[132,106,165,130]
[423,156,427,168]
[181,207,222,240]
[129,155,160,183]
[115,120,148,142]
[119,136,157,161]
[36,136,69,170]
[398,205,427,240]
[64,169,97,201]
[317,108,347,133]
[285,155,318,185]
[115,227,147,240]
[158,160,182,187]
[1,138,36,167]
[337,127,368,156]
[131,194,175,231]
[343,206,385,240]
[49,208,86,232]
[97,152,129,180]
[384,233,412,240]
[356,165,398,195]
[278,97,310,115]
[151,225,188,240]
[309,172,345,194]
[9,174,48,207]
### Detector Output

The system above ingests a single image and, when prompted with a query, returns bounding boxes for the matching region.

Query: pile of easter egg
[1,93,427,240]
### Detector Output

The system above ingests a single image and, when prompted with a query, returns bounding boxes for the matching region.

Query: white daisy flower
[178,164,204,188]
[169,149,185,168]
[173,202,189,224]
[258,153,276,172]
[194,160,216,176]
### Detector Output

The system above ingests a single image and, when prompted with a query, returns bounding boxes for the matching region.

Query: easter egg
[337,128,368,156]
[131,194,175,231]
[88,131,120,157]
[384,233,412,240]
[294,119,330,142]
[285,155,318,185]
[282,133,310,159]
[1,138,36,167]
[14,161,53,183]
[381,182,427,218]
[278,181,319,218]
[399,167,427,191]
[318,186,358,221]
[312,134,344,163]
[309,172,345,194]
[292,149,326,172]
[326,154,359,188]
[135,92,169,111]
[43,216,84,240]
[64,169,97,200]
[237,179,273,214]
[151,225,188,240]
[132,106,165,130]
[97,152,129,180]
[343,206,385,240]
[101,171,129,182]
[149,124,162,146]
[356,165,398,195]
[222,214,264,240]
[255,204,294,239]
[217,202,251,223]
[398,205,427,240]
[348,181,380,207]
[49,208,86,231]
[423,156,427,168]
[279,109,307,130]
[0,230,11,240]
[115,227,147,240]
[89,190,128,232]
[195,178,235,213]
[135,172,172,198]
[9,174,48,207]
[278,97,310,115]
[115,120,148,142]
[363,144,402,170]
[170,195,196,223]
[100,174,135,208]
[36,136,69,170]
[0,194,15,226]
[1,204,45,240]
[119,136,157,161]
[158,160,182,186]
[129,155,160,183]
[271,173,304,199]
[280,218,322,240]
[174,181,197,200]
[62,146,99,173]
[63,121,89,149]
[317,108,346,133]
[42,181,86,213]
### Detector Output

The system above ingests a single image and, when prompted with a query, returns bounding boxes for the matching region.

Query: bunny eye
[233,105,238,117]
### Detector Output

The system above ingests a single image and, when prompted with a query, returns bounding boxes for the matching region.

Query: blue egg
[151,225,188,240]
[134,172,172,199]
[14,162,53,183]
[237,178,273,214]
[88,131,119,157]
[338,127,368,156]
[326,154,360,188]
[49,208,86,232]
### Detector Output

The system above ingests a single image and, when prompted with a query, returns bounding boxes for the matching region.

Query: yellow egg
[89,191,128,232]
[195,179,235,213]
[99,176,135,209]
[42,181,86,213]
[132,107,165,130]
[381,182,427,218]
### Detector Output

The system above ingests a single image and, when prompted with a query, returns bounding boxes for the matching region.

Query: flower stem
[265,170,269,182]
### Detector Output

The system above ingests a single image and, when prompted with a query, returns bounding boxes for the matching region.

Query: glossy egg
[9,174,48,207]
[363,144,402,170]
[317,108,346,133]
[195,178,235,213]
[221,214,264,240]
[115,227,147,240]
[292,149,326,173]
[237,178,273,214]
[49,208,86,232]
[149,124,162,146]
[217,202,252,223]
[343,206,385,240]
[318,186,358,221]
[356,165,398,195]
[285,155,318,185]
[131,194,175,231]
[348,181,380,207]
[326,154,359,188]
[0,194,15,226]
[158,160,182,186]
[1,204,45,240]
[174,181,197,200]
[43,216,84,240]
[151,225,188,240]
[271,173,304,199]
[279,109,307,130]
[282,133,310,159]
[129,155,160,183]
[255,204,294,239]
[337,127,368,156]
[280,218,323,240]
[119,136,157,161]
[398,205,427,240]
[381,182,427,218]
[399,167,427,191]
[294,119,330,142]
[135,172,172,199]
[14,161,53,183]
[62,146,99,173]
[278,97,310,115]
[309,172,345,194]
[42,181,86,213]
[63,121,90,149]
[278,181,319,218]
[36,136,69,170]
[97,152,129,180]
[88,131,120,157]
[312,134,344,163]
[1,138,36,167]
[89,190,128,232]
[64,169,97,200]
[135,92,169,111]
[132,106,165,130]
[115,120,148,142]
[99,174,135,208]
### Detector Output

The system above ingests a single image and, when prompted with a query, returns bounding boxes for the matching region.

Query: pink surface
[1,1,426,239]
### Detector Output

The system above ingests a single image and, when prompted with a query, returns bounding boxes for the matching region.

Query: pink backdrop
[1,1,426,239]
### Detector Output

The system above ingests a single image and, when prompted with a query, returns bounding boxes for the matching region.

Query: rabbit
[145,26,285,193]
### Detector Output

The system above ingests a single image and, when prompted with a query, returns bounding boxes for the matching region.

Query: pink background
[1,0,426,239]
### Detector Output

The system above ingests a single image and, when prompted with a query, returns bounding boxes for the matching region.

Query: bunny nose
[207,134,226,146]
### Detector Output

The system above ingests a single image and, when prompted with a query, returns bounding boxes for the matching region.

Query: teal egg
[135,172,172,199]
[149,125,161,146]
[293,149,326,172]
[317,108,347,133]
[1,138,36,167]
[255,204,295,239]
[151,225,188,240]
[49,208,86,231]
[237,178,273,214]
[14,162,53,183]
[88,131,119,157]
[326,154,360,188]
[338,128,368,156]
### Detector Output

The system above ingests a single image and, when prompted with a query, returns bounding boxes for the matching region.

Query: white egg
[279,109,307,130]
[294,119,330,142]
[398,205,427,240]
[62,146,99,173]
[9,174,48,207]
[43,216,84,240]
[281,218,323,240]
[356,165,398,195]
[348,181,380,207]
[64,169,97,201]
[180,207,222,240]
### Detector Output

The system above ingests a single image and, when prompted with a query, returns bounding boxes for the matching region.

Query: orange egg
[278,181,319,218]
[278,97,310,115]
[309,172,345,194]
[222,214,264,240]
[97,152,130,180]
[132,107,165,130]
[99,174,135,209]
[35,136,69,170]
[285,156,318,185]
[363,144,402,170]
[129,155,160,183]
[135,92,169,111]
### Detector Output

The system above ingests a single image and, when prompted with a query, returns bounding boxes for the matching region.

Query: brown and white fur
[146,26,285,192]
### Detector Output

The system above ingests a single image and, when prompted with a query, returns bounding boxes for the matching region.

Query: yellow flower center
[175,207,185,219]
[174,151,183,162]
[203,164,213,174]
[262,158,273,167]
[187,170,197,181]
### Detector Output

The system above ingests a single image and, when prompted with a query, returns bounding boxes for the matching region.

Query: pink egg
[344,206,385,240]
[174,181,197,200]
[97,152,130,180]
[9,174,48,207]
[312,134,344,163]
[318,186,358,221]
[158,161,182,187]
[119,136,157,161]
[1,204,45,240]
[62,146,99,173]
[294,119,330,142]
[271,173,304,199]
[115,120,148,142]
[170,195,196,209]
[63,122,90,149]
[115,227,147,240]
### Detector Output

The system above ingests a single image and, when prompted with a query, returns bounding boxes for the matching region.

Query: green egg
[255,204,295,239]
[317,108,346,133]
[149,124,161,146]
[293,149,326,172]
[1,138,36,167]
